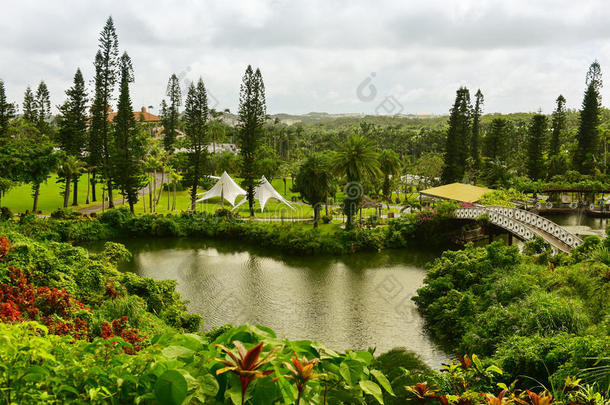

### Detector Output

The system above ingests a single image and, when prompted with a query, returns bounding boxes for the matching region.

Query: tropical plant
[214,341,279,405]
[333,134,381,228]
[294,153,334,227]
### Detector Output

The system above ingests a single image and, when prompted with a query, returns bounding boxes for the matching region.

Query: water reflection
[94,238,449,367]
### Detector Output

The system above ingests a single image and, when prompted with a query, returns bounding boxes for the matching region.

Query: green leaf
[353,350,374,365]
[58,385,80,397]
[370,369,395,396]
[154,370,188,405]
[162,345,196,361]
[486,365,503,375]
[359,380,384,404]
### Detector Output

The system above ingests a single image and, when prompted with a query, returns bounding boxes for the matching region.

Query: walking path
[78,173,164,215]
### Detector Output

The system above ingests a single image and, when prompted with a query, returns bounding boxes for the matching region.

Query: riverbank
[0,203,461,255]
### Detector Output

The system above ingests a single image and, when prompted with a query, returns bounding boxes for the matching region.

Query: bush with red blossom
[100,316,144,354]
[0,266,89,339]
[0,236,10,260]
[104,281,122,300]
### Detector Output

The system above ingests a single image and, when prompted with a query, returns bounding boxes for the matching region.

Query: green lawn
[1,174,405,220]
[1,174,102,214]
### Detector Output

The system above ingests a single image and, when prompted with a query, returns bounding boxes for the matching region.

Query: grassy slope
[1,175,404,220]
[1,174,101,214]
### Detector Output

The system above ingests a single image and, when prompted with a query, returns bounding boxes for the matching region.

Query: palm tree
[294,154,334,228]
[332,134,381,228]
[58,156,86,208]
[379,149,401,207]
[168,167,183,211]
[209,109,226,155]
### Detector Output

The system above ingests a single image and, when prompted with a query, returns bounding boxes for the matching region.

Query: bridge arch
[455,206,583,254]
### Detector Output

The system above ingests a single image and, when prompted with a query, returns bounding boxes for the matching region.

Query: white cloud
[1,0,609,115]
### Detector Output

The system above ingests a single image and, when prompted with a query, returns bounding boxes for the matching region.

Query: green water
[94,238,449,367]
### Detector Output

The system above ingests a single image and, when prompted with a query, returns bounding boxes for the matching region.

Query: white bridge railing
[455,206,583,252]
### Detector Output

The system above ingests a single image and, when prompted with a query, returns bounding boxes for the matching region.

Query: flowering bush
[0,235,11,260]
[0,266,89,339]
[100,316,144,354]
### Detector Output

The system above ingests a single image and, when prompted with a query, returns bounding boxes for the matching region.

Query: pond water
[96,238,449,367]
[541,212,608,238]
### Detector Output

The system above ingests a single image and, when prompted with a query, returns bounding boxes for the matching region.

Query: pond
[541,212,608,238]
[94,238,449,367]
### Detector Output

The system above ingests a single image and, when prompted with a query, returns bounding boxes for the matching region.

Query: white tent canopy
[196,171,246,206]
[233,176,295,212]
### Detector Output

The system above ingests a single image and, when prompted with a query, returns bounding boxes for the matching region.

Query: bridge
[455,206,583,254]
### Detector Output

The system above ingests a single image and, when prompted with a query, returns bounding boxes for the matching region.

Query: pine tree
[22,86,36,123]
[34,81,51,133]
[549,95,566,157]
[471,89,484,169]
[526,113,548,180]
[58,69,88,156]
[57,68,88,205]
[162,74,181,153]
[184,79,209,210]
[441,87,472,183]
[112,52,145,213]
[483,118,509,162]
[89,16,119,206]
[237,65,267,216]
[0,79,16,139]
[574,61,602,174]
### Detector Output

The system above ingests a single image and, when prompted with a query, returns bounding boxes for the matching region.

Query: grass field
[0,174,102,214]
[1,174,405,221]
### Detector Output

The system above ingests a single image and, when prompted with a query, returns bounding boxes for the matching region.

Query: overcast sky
[2,0,610,116]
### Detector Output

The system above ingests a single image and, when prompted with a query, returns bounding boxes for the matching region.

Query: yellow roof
[419,183,493,203]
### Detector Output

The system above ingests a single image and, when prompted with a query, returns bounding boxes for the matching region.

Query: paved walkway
[78,173,165,215]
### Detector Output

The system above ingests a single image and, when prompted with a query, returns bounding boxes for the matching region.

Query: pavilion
[419,183,492,204]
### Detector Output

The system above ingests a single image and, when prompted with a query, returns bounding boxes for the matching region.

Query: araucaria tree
[162,74,182,153]
[526,113,548,180]
[548,95,567,177]
[22,86,36,123]
[549,95,566,157]
[34,81,51,134]
[184,79,209,211]
[441,87,472,183]
[294,153,333,228]
[112,52,146,213]
[89,16,119,206]
[574,61,602,174]
[237,65,267,217]
[0,80,15,139]
[471,89,484,169]
[57,68,88,205]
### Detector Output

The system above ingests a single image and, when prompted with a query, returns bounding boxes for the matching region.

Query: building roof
[419,183,493,203]
[107,106,161,123]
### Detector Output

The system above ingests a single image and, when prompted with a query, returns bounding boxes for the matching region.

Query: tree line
[440,61,605,187]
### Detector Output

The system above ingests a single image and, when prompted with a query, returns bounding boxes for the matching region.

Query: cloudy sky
[2,0,610,116]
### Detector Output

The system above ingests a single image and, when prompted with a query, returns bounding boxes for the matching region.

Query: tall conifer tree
[89,16,119,206]
[22,86,36,123]
[58,68,88,205]
[471,89,484,169]
[112,52,145,213]
[574,61,602,174]
[0,80,15,139]
[184,79,209,210]
[162,74,181,153]
[526,113,548,180]
[441,87,472,183]
[34,81,51,133]
[237,65,267,216]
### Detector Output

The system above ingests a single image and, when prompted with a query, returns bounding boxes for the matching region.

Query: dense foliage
[0,204,459,255]
[414,241,610,389]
